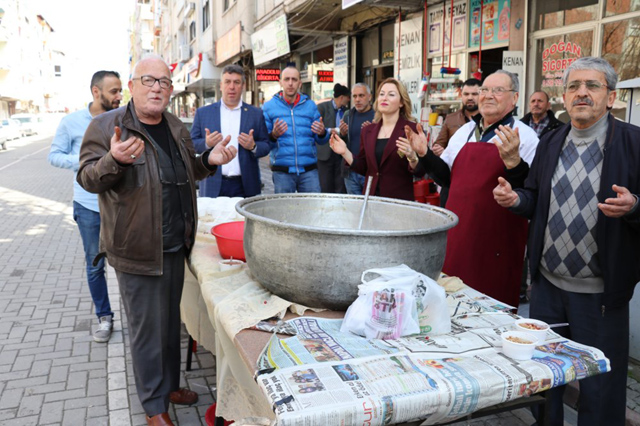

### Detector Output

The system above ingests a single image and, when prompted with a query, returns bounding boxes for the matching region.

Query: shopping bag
[341,264,451,339]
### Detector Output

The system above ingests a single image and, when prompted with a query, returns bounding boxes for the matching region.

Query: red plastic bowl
[211,221,246,261]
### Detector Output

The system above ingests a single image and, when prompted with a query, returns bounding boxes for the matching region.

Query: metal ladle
[357,176,374,230]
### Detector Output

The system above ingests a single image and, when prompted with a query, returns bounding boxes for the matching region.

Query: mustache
[572,97,594,106]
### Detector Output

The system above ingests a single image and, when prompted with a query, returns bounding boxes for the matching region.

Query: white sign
[502,51,525,117]
[394,15,424,117]
[427,0,467,55]
[251,14,291,66]
[342,0,364,9]
[333,36,349,86]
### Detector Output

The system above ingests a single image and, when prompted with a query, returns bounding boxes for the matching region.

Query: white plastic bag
[341,264,451,339]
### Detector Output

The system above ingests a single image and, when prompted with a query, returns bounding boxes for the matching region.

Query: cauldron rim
[235,193,458,237]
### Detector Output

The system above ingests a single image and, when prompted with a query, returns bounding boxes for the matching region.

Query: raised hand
[598,184,637,217]
[208,137,237,166]
[339,119,348,136]
[205,128,224,148]
[431,144,444,156]
[238,129,256,151]
[493,177,519,208]
[361,120,372,128]
[271,118,288,139]
[311,116,325,135]
[404,123,428,157]
[493,125,522,169]
[396,136,418,164]
[110,126,145,165]
[329,132,348,156]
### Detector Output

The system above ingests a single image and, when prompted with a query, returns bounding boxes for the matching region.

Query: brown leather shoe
[146,412,174,426]
[169,388,198,405]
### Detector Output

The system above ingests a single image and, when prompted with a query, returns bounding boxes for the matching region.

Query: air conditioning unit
[179,45,190,62]
[183,2,195,18]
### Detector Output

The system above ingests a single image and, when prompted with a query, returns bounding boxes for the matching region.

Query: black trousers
[115,250,185,416]
[530,273,629,426]
[317,152,346,194]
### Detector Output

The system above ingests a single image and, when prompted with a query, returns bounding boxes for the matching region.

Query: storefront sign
[317,70,334,83]
[469,0,510,48]
[333,36,349,85]
[395,14,423,117]
[256,68,280,82]
[216,23,242,65]
[502,51,524,116]
[428,0,467,54]
[252,14,291,66]
[541,40,583,88]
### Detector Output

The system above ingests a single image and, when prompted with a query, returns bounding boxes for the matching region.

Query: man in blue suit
[191,64,270,197]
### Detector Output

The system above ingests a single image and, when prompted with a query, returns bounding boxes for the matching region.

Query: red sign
[317,70,334,83]
[256,69,280,81]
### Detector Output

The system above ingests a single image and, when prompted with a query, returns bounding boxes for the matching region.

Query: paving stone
[109,389,129,411]
[43,389,86,403]
[65,370,87,390]
[61,407,85,426]
[0,415,39,425]
[38,401,63,425]
[63,395,106,410]
[48,365,69,383]
[109,408,132,426]
[87,377,107,397]
[16,394,44,417]
[0,387,24,409]
[5,375,48,390]
[108,371,127,391]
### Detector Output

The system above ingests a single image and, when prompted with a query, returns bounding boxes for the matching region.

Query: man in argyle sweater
[494,57,640,425]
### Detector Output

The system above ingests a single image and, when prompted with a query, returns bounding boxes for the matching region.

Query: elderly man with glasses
[78,55,237,426]
[494,57,640,426]
[407,69,539,308]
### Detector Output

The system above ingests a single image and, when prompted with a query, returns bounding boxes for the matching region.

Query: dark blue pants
[73,201,113,319]
[529,273,628,426]
[220,176,245,197]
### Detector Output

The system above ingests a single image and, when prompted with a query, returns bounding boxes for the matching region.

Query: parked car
[0,129,6,150]
[1,119,22,140]
[11,113,39,137]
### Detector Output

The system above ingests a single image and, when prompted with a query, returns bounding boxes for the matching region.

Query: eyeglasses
[565,80,610,93]
[133,75,173,89]
[478,87,516,96]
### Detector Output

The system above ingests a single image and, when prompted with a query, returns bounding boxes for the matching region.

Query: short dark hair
[222,64,245,83]
[91,71,120,90]
[463,78,481,87]
[280,65,300,79]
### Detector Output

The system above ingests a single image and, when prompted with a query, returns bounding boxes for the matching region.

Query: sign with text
[256,68,280,82]
[317,70,334,83]
[216,23,241,65]
[333,36,349,85]
[252,14,291,66]
[428,0,467,54]
[469,0,510,48]
[394,14,423,117]
[502,51,524,116]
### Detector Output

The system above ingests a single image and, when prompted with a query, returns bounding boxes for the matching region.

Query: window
[189,21,196,42]
[532,0,598,31]
[54,65,61,77]
[223,0,230,11]
[202,0,210,30]
[602,18,640,82]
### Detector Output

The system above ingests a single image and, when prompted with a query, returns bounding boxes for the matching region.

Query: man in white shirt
[410,70,539,308]
[191,64,270,197]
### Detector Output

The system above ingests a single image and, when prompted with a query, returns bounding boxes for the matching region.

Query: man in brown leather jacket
[77,56,236,426]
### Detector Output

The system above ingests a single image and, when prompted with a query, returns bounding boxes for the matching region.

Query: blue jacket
[512,114,640,309]
[191,101,270,197]
[262,92,330,174]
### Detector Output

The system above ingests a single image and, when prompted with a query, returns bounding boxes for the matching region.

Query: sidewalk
[0,141,638,425]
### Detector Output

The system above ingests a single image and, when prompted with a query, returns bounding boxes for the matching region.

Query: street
[3,133,640,426]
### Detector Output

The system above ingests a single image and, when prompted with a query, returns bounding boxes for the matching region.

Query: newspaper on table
[257,339,609,425]
[254,287,609,425]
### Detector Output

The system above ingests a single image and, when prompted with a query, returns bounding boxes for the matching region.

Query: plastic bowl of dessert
[514,318,549,344]
[501,331,538,360]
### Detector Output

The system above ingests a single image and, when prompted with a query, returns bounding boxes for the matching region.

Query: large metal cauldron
[235,194,458,310]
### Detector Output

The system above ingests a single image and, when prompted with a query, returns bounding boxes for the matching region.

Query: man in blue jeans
[48,70,123,342]
[262,66,329,193]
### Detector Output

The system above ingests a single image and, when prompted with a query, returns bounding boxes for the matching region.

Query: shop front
[526,0,640,120]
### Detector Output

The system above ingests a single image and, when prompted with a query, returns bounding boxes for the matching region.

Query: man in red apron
[410,70,539,307]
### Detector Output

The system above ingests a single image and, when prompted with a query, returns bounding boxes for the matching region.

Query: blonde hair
[373,78,416,123]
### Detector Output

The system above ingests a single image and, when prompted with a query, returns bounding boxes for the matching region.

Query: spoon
[357,176,374,230]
